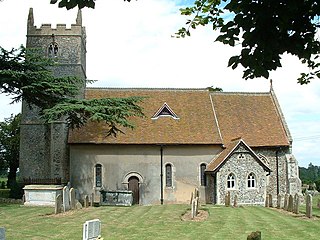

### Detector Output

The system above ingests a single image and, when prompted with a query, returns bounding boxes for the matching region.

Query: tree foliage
[0,46,144,136]
[299,163,320,191]
[176,0,320,84]
[50,0,320,84]
[0,114,20,189]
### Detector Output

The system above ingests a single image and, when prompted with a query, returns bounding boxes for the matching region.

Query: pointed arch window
[165,163,172,187]
[152,102,179,120]
[48,42,58,57]
[200,163,207,186]
[247,172,256,188]
[227,173,235,189]
[95,164,102,188]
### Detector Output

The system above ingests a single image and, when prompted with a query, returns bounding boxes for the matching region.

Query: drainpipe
[160,145,164,205]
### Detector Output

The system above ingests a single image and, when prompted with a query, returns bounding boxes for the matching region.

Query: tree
[0,46,144,136]
[0,114,20,189]
[50,0,320,84]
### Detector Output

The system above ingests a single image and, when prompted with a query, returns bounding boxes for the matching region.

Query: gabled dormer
[151,102,179,120]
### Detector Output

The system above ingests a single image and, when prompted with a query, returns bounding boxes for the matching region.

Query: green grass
[1,203,320,240]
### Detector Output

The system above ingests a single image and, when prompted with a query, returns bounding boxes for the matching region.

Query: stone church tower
[19,8,86,184]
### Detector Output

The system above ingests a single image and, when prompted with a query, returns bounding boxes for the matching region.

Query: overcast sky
[0,0,319,167]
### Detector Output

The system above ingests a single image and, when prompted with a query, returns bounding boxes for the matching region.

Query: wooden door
[128,176,139,205]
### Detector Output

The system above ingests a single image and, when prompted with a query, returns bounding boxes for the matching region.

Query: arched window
[247,172,256,188]
[227,173,235,189]
[48,42,58,57]
[165,164,172,187]
[95,164,102,188]
[200,163,207,186]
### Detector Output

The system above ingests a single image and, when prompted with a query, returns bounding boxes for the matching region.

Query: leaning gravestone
[284,194,289,211]
[63,186,70,212]
[233,194,238,208]
[70,188,76,210]
[265,194,269,207]
[0,227,5,240]
[83,219,101,240]
[268,194,273,207]
[306,194,312,218]
[55,194,63,214]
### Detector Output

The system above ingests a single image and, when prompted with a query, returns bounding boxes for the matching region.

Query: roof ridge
[86,87,209,91]
[211,91,270,95]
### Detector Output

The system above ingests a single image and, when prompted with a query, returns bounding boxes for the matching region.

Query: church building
[19,9,301,206]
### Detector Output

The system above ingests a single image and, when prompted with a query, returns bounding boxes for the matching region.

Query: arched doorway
[128,176,139,205]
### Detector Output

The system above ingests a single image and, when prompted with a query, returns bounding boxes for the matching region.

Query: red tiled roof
[210,92,290,147]
[68,88,222,144]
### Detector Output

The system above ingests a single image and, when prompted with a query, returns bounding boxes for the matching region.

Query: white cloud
[0,0,319,166]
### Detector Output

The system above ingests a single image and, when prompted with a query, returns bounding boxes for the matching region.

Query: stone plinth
[23,185,63,207]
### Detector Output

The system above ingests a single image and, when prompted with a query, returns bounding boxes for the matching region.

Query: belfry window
[48,42,58,57]
[247,172,256,188]
[95,164,102,188]
[227,173,235,189]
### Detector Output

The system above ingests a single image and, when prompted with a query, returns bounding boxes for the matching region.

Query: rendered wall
[69,144,220,205]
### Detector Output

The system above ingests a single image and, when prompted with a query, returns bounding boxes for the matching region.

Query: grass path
[1,203,320,239]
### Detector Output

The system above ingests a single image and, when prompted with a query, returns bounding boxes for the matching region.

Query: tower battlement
[27,8,85,37]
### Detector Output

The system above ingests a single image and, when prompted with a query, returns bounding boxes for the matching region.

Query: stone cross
[0,227,5,240]
[69,188,76,210]
[288,195,293,212]
[63,186,70,212]
[55,194,63,214]
[306,194,312,218]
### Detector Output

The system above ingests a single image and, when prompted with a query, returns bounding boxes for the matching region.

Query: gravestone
[277,194,281,209]
[84,195,89,208]
[233,194,238,208]
[288,195,293,212]
[284,194,288,211]
[268,194,273,207]
[306,194,312,218]
[76,200,83,209]
[70,188,76,210]
[91,193,94,207]
[247,231,261,240]
[190,192,194,205]
[265,194,269,207]
[55,194,63,214]
[83,219,101,240]
[293,193,300,214]
[0,227,5,240]
[225,192,230,207]
[63,186,70,212]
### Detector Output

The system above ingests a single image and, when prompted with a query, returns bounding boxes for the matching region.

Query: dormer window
[152,102,179,120]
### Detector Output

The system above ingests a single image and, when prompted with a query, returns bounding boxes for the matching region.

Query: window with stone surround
[247,172,256,188]
[237,153,246,160]
[200,163,207,186]
[48,42,58,58]
[95,164,102,188]
[165,163,172,187]
[227,173,236,189]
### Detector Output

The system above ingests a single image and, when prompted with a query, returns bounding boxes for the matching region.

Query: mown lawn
[1,202,320,240]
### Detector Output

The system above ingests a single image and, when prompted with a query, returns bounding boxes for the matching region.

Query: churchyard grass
[1,202,320,240]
